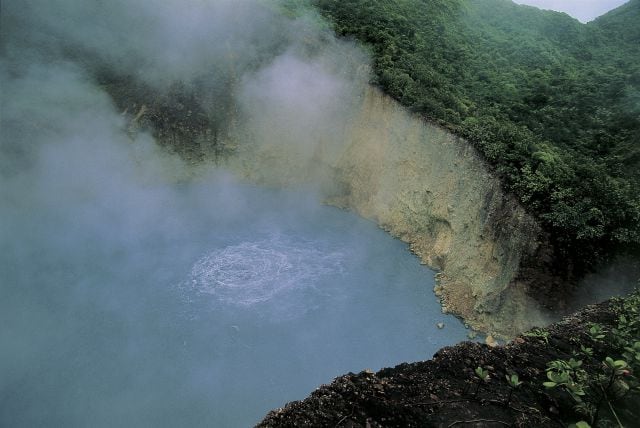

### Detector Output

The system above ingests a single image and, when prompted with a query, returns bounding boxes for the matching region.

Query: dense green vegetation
[310,0,640,270]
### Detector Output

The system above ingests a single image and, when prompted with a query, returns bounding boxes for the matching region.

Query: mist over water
[1,175,470,426]
[1,0,470,426]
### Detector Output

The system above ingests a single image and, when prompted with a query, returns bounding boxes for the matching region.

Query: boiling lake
[1,175,470,427]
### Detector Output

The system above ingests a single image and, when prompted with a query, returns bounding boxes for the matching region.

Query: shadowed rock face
[229,86,551,337]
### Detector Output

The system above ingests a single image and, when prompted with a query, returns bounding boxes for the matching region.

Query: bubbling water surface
[1,181,470,427]
[190,237,344,307]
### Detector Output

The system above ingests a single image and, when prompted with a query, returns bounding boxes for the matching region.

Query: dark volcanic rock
[258,300,630,427]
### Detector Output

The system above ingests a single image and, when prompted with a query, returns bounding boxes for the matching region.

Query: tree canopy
[311,0,640,269]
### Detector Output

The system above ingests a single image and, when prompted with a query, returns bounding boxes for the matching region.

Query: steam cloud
[0,1,369,425]
[4,0,292,86]
[0,0,369,262]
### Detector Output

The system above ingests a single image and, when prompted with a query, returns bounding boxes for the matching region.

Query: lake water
[1,177,469,427]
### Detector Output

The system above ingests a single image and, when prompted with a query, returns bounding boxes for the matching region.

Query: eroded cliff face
[230,87,550,337]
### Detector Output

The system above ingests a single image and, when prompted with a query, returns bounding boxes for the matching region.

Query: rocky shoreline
[258,294,639,427]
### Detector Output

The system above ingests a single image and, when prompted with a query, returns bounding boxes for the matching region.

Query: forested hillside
[311,0,640,274]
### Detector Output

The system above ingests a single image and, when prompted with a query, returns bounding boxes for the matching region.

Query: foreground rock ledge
[258,299,635,427]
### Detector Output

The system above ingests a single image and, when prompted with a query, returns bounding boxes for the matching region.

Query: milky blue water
[1,180,469,427]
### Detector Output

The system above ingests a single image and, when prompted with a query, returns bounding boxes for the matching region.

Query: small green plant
[579,345,593,357]
[587,323,606,342]
[523,327,550,344]
[568,421,591,428]
[506,373,522,388]
[623,341,640,366]
[543,358,599,422]
[544,359,587,403]
[475,366,490,382]
[588,356,631,428]
[504,373,522,405]
[473,366,490,396]
[604,357,629,377]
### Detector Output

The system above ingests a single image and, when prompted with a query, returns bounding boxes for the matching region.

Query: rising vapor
[0,1,372,425]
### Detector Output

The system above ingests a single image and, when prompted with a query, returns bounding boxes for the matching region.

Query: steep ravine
[229,86,550,337]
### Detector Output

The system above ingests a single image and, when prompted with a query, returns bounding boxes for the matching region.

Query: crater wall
[231,86,550,337]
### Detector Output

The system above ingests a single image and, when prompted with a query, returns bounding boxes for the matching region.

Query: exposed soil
[258,300,635,427]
